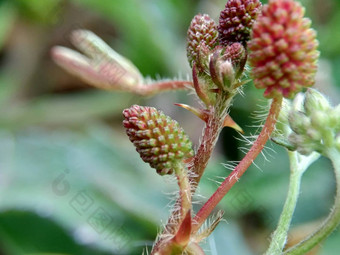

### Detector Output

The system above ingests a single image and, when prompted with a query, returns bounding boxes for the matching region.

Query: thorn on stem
[175,103,209,123]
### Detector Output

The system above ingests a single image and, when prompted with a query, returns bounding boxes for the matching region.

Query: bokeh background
[0,0,340,254]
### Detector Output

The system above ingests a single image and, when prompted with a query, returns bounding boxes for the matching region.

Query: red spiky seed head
[248,0,319,98]
[218,0,262,46]
[187,14,218,69]
[123,105,194,175]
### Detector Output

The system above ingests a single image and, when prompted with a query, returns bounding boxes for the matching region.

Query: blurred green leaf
[9,0,62,24]
[0,124,179,254]
[0,2,16,50]
[72,0,195,77]
[0,91,135,129]
[0,210,110,255]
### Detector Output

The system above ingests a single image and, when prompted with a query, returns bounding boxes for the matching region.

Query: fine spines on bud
[248,0,319,99]
[123,105,194,175]
[218,0,262,46]
[186,14,218,70]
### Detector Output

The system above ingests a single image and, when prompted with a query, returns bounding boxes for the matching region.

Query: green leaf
[0,125,178,254]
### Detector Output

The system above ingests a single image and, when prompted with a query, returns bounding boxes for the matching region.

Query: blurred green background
[0,0,339,254]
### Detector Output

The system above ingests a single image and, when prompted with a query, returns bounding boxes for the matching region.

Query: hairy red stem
[192,96,283,233]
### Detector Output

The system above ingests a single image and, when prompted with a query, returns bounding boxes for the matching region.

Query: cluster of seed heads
[186,0,261,76]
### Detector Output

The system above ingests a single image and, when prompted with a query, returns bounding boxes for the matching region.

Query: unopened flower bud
[306,129,322,141]
[223,42,247,78]
[219,60,235,88]
[310,111,330,131]
[304,88,331,116]
[209,43,246,90]
[288,110,310,134]
[248,0,319,98]
[123,105,194,175]
[288,133,316,155]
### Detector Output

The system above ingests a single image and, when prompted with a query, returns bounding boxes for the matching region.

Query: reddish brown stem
[192,96,283,233]
[138,80,193,96]
[189,108,224,187]
[188,90,236,189]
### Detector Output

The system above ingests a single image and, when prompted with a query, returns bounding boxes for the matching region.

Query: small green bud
[288,110,310,134]
[310,111,330,130]
[285,90,340,154]
[306,129,322,141]
[304,88,331,116]
[288,133,315,155]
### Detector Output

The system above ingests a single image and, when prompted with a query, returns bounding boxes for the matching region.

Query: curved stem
[284,148,340,255]
[265,151,319,255]
[192,96,283,233]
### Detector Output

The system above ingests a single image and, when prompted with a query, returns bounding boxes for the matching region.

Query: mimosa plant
[51,0,340,254]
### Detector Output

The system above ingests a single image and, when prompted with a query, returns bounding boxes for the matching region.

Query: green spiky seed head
[123,105,194,175]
